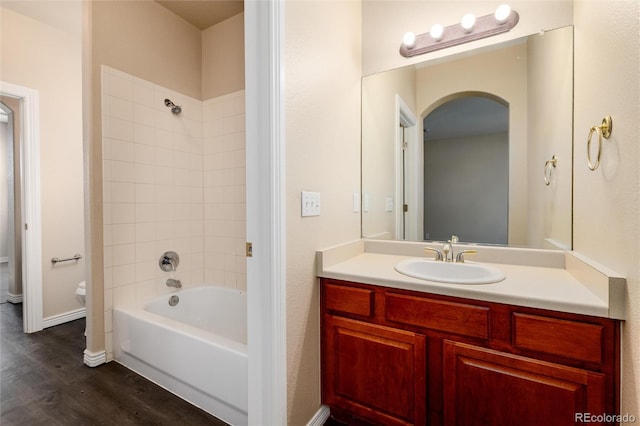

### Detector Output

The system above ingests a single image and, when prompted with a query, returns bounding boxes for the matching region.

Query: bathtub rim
[114,285,248,355]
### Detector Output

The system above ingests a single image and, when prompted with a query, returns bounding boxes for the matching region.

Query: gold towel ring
[587,116,612,171]
[544,155,557,186]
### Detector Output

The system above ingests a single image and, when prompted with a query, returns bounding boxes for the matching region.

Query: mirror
[362,25,573,250]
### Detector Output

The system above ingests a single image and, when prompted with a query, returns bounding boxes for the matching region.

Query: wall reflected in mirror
[361,25,573,250]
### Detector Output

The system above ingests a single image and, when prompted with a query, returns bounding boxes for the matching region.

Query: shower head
[164,98,182,115]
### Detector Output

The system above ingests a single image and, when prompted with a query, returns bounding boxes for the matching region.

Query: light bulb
[461,13,476,32]
[430,24,444,41]
[495,4,512,24]
[402,32,416,48]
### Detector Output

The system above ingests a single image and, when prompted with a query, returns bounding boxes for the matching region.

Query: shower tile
[112,224,136,245]
[109,72,134,101]
[135,222,156,243]
[174,151,190,169]
[133,78,155,107]
[134,124,155,147]
[111,161,135,183]
[111,203,135,224]
[134,104,155,127]
[156,221,174,241]
[135,261,156,282]
[110,140,135,163]
[108,117,135,142]
[155,129,173,149]
[112,264,136,287]
[104,246,113,268]
[156,202,175,222]
[110,96,134,122]
[135,183,156,204]
[135,242,156,262]
[156,147,174,167]
[104,288,113,311]
[113,284,136,306]
[104,310,113,333]
[135,203,156,223]
[136,280,156,301]
[112,244,135,266]
[111,182,135,203]
[104,267,113,289]
[134,143,155,165]
[134,164,156,184]
[103,225,112,247]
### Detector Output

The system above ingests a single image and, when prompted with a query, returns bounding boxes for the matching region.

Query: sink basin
[395,259,505,284]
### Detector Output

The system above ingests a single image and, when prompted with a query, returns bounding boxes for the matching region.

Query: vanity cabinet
[321,278,620,426]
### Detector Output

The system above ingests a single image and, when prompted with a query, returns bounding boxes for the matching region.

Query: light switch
[301,191,321,217]
[353,193,360,213]
[385,197,393,212]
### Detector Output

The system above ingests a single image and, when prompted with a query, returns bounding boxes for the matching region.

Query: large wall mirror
[362,25,573,250]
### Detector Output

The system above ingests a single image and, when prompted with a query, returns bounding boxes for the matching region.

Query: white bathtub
[113,286,247,425]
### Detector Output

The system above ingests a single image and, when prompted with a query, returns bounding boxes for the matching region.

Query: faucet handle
[450,235,459,244]
[424,247,443,261]
[455,249,477,263]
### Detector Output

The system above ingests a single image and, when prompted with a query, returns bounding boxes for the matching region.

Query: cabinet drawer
[386,293,489,339]
[324,283,374,317]
[513,313,604,364]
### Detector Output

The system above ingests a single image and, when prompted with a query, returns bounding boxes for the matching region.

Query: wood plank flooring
[0,302,228,426]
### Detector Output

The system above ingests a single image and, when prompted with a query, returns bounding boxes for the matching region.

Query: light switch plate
[353,193,360,213]
[385,197,393,212]
[301,191,321,217]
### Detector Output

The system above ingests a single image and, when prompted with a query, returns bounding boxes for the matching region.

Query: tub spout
[166,278,182,288]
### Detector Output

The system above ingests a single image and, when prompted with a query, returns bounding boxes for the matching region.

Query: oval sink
[395,259,505,284]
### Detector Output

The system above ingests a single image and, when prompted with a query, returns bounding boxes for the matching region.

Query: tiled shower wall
[101,66,246,356]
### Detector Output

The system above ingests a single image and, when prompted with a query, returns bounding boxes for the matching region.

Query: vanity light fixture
[399,4,519,58]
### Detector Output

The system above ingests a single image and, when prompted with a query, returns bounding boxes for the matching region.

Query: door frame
[395,95,419,241]
[245,1,287,424]
[0,81,43,333]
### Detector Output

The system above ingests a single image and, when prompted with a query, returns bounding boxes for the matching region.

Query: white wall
[0,5,85,318]
[362,0,573,75]
[572,0,639,417]
[361,65,416,239]
[526,26,573,249]
[285,1,362,423]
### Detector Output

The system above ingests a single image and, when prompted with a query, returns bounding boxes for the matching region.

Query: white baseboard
[42,307,86,329]
[7,292,23,304]
[307,405,330,426]
[84,349,107,367]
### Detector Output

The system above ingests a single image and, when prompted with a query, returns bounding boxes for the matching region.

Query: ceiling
[155,0,244,30]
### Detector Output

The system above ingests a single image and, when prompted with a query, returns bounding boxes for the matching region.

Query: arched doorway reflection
[423,94,509,244]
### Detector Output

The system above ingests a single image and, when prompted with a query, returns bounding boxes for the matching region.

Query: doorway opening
[0,82,43,333]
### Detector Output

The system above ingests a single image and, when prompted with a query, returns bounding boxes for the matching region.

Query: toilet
[75,280,86,306]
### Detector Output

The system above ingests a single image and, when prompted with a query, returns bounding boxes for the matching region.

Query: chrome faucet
[166,278,182,288]
[443,235,458,262]
[424,247,443,261]
[456,250,477,263]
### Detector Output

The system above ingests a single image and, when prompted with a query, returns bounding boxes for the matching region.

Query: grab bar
[51,254,82,264]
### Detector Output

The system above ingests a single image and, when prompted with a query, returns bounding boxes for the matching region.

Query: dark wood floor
[0,302,228,426]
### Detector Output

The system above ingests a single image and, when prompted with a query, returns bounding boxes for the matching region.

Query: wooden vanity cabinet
[321,278,620,426]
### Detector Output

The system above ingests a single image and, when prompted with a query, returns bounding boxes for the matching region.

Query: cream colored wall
[285,1,362,424]
[92,1,202,100]
[202,12,245,99]
[415,43,528,245]
[526,26,573,249]
[573,0,639,417]
[362,0,573,75]
[361,65,416,239]
[1,6,85,318]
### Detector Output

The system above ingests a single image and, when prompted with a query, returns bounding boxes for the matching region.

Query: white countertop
[317,240,626,319]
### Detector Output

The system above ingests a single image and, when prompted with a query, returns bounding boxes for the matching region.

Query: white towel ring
[587,116,612,171]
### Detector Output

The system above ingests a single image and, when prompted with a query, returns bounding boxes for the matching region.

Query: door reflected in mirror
[362,25,573,250]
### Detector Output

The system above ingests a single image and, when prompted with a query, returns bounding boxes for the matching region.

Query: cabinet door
[323,315,427,426]
[443,341,606,426]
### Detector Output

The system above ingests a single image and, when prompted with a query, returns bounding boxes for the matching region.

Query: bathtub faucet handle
[159,251,180,272]
[166,278,182,289]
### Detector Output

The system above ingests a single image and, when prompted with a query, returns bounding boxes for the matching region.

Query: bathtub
[113,286,247,425]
